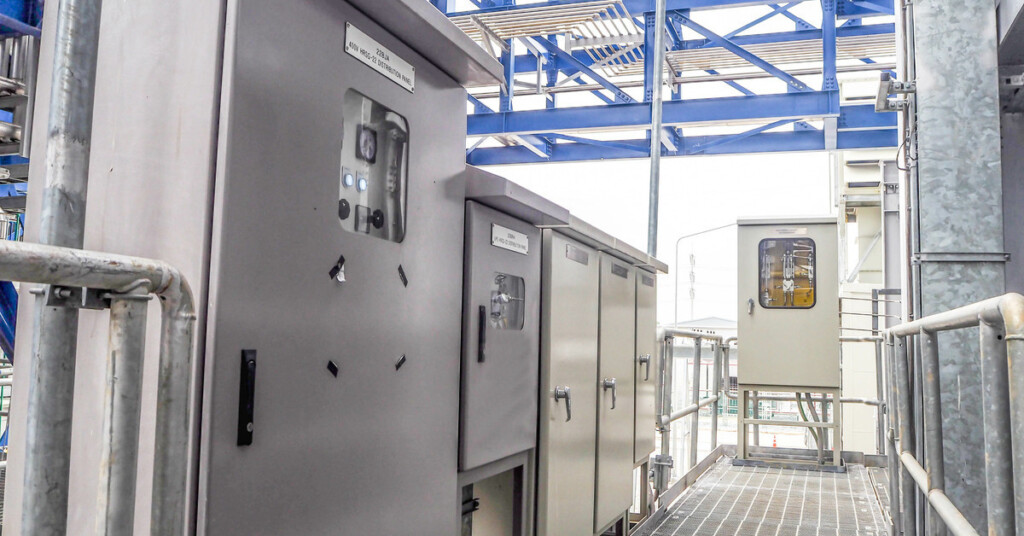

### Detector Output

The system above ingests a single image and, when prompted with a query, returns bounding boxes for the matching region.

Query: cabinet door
[536,231,599,536]
[634,271,658,464]
[594,254,636,531]
[461,201,541,471]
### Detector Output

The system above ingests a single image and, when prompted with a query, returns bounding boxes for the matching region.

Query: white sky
[484,151,835,325]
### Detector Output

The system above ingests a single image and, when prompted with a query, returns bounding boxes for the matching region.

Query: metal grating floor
[649,458,889,536]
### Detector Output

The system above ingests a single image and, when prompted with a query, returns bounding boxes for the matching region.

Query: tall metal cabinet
[634,272,658,465]
[6,1,504,534]
[595,254,637,532]
[537,231,601,536]
[536,221,666,536]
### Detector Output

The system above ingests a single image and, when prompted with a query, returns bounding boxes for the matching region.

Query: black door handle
[478,305,487,363]
[237,350,257,446]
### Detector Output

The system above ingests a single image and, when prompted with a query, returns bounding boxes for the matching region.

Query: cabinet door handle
[477,305,487,363]
[237,350,257,446]
[748,298,755,315]
[602,378,617,410]
[553,386,572,422]
[637,354,651,381]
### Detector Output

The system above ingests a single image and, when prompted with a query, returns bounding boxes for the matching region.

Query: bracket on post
[875,72,915,112]
[43,285,111,310]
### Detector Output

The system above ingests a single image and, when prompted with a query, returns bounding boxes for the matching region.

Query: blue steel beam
[468,95,893,136]
[503,23,894,74]
[530,37,638,103]
[466,128,897,164]
[673,13,813,91]
[447,0,892,17]
[723,2,802,38]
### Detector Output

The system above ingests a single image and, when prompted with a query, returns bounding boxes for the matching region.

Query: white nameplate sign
[345,23,415,93]
[492,224,529,255]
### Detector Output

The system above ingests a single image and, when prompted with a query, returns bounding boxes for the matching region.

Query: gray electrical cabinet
[537,230,600,536]
[737,218,841,389]
[6,1,504,534]
[536,220,666,536]
[460,200,541,471]
[595,254,637,532]
[634,271,658,465]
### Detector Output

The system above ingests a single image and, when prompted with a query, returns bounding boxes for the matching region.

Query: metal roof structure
[431,0,899,165]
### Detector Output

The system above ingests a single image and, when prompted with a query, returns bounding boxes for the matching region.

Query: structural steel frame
[432,0,898,165]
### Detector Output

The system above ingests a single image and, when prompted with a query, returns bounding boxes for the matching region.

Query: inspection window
[758,238,816,308]
[489,273,525,330]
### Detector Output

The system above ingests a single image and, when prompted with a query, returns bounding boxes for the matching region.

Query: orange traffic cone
[772,435,777,448]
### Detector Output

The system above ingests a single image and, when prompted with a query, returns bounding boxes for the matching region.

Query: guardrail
[651,329,725,501]
[885,293,1024,536]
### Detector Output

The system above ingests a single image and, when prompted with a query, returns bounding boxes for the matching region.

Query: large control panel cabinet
[6,1,503,534]
[737,218,841,389]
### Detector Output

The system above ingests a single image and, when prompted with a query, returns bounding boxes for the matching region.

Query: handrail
[652,328,726,499]
[884,293,1024,536]
[0,240,197,534]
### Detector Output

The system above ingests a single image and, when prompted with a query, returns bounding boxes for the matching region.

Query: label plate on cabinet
[491,224,529,255]
[345,23,415,93]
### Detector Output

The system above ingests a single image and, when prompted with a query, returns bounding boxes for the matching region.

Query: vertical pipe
[886,340,902,535]
[646,0,667,256]
[874,290,886,456]
[752,391,760,447]
[919,330,946,535]
[1005,319,1024,535]
[150,285,197,535]
[24,1,104,534]
[95,292,149,536]
[689,338,701,469]
[1002,298,1024,536]
[710,342,720,450]
[656,337,673,495]
[895,336,919,536]
[978,322,1016,536]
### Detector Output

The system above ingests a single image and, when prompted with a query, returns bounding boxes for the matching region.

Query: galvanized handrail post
[0,240,197,535]
[1001,298,1024,534]
[886,338,902,536]
[894,334,918,536]
[710,341,721,450]
[919,329,946,535]
[689,337,701,469]
[24,0,104,533]
[978,318,1016,535]
[95,288,150,536]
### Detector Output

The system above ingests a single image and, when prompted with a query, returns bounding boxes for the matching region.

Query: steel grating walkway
[648,458,890,536]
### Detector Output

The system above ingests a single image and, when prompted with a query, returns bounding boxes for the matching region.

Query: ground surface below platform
[648,457,889,536]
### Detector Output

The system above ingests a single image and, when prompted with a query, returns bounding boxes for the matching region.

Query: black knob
[371,209,385,229]
[338,199,351,220]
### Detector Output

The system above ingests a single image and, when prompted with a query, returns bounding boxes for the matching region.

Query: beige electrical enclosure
[737,218,840,389]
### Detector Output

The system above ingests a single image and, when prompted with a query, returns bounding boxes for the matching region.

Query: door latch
[602,378,617,409]
[747,298,755,315]
[553,386,572,422]
[637,354,652,381]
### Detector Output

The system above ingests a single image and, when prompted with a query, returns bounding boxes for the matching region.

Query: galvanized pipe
[886,341,902,535]
[95,291,150,536]
[645,0,667,256]
[900,453,980,536]
[24,0,104,533]
[0,240,197,535]
[710,342,721,449]
[978,322,1016,536]
[1000,297,1024,535]
[894,335,918,536]
[689,337,701,468]
[660,395,718,426]
[919,329,946,535]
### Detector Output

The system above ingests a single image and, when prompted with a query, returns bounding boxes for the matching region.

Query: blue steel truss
[433,0,897,165]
